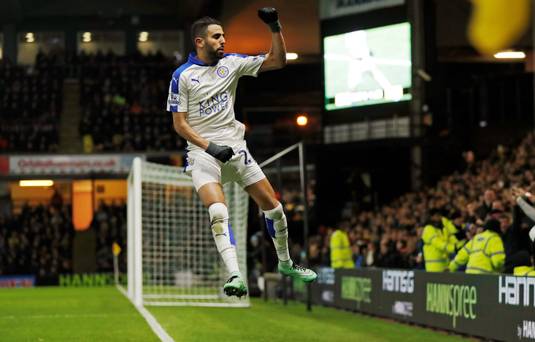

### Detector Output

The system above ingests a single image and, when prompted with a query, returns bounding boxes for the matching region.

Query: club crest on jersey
[216,66,229,78]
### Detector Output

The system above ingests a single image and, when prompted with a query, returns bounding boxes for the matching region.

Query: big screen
[324,22,412,110]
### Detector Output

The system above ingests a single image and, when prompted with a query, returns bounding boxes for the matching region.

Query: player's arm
[172,112,209,149]
[257,7,287,72]
[172,112,234,163]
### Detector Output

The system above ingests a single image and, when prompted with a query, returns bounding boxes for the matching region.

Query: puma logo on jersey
[191,77,200,84]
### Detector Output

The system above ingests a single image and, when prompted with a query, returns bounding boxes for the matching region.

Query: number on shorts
[238,149,252,165]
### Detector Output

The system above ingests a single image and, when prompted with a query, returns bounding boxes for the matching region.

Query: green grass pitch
[0,287,467,341]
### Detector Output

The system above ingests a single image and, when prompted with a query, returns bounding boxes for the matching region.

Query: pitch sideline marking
[0,313,137,320]
[116,285,174,342]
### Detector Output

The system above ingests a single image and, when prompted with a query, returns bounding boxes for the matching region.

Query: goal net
[126,158,250,307]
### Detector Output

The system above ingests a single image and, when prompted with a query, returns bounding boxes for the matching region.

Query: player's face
[203,24,226,60]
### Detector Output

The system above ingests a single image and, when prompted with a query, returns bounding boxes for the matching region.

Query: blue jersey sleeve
[166,68,189,113]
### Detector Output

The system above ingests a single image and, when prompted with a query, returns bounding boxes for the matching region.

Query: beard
[208,46,224,61]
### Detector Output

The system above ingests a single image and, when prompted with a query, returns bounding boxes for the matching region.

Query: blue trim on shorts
[183,149,188,172]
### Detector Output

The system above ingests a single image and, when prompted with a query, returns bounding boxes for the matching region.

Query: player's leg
[245,177,317,283]
[191,155,247,297]
[197,182,240,274]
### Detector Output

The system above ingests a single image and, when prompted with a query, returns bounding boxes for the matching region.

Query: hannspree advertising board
[310,268,535,341]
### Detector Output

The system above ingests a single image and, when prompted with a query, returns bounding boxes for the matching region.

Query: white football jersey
[166,52,265,151]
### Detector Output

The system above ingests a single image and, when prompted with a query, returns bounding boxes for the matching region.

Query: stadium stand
[0,57,63,152]
[317,133,535,271]
[0,203,73,283]
[0,201,127,282]
[93,202,126,273]
[78,51,185,152]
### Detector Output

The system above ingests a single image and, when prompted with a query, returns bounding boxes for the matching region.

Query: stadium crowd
[0,203,73,283]
[308,133,535,274]
[78,51,185,152]
[0,51,187,153]
[0,196,126,282]
[92,202,127,272]
[0,57,63,152]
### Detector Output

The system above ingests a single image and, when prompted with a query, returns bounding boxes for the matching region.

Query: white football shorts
[184,140,266,191]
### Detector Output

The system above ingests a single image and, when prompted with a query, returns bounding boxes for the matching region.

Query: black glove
[258,7,281,32]
[206,142,234,163]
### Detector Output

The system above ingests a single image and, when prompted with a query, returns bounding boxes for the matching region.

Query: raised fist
[258,7,281,32]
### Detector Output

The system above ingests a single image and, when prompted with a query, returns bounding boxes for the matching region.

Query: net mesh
[129,160,249,307]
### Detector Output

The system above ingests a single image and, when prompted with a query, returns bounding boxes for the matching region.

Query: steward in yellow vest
[449,219,505,274]
[514,266,535,276]
[511,250,535,276]
[330,226,354,269]
[442,212,467,251]
[422,209,455,272]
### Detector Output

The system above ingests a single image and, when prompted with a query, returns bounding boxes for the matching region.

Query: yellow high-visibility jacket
[449,230,505,274]
[442,217,466,250]
[422,224,455,272]
[330,229,354,269]
[514,266,535,276]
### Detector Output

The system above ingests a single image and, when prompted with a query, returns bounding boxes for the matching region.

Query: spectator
[476,189,496,220]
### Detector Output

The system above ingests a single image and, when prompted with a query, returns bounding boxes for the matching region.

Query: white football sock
[263,202,291,263]
[208,203,240,276]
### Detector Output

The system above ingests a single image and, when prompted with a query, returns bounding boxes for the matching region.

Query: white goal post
[126,158,250,307]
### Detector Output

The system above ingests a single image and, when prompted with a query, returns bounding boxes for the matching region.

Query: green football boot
[223,273,248,298]
[278,261,317,283]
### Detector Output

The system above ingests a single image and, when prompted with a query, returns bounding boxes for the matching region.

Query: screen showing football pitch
[324,22,412,111]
